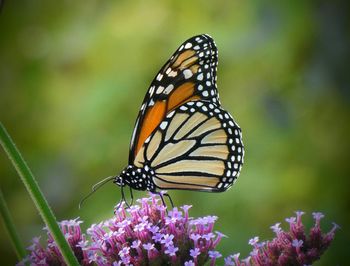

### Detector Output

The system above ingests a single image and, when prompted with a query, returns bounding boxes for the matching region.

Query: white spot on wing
[183,69,193,79]
[184,42,192,49]
[167,110,175,118]
[160,121,168,130]
[149,86,155,96]
[156,86,164,94]
[164,84,174,94]
[168,71,177,77]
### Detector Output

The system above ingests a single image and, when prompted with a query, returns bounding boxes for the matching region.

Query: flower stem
[0,123,79,266]
[0,188,27,260]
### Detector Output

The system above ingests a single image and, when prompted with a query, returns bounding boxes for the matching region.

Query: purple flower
[295,210,305,217]
[143,242,157,260]
[224,256,235,266]
[190,247,201,258]
[292,239,303,248]
[203,232,215,241]
[285,216,296,224]
[131,239,141,249]
[164,245,179,257]
[168,207,182,219]
[270,222,282,234]
[134,222,146,232]
[161,233,175,247]
[181,204,192,214]
[232,253,241,265]
[118,246,130,258]
[184,260,195,266]
[128,205,140,213]
[209,250,222,258]
[206,215,218,223]
[248,236,259,246]
[209,250,222,266]
[312,211,325,226]
[152,232,163,243]
[190,233,201,246]
[149,225,159,234]
[143,243,154,250]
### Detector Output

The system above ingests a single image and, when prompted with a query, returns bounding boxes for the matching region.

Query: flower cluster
[87,193,224,265]
[19,193,338,266]
[19,193,225,266]
[19,218,92,265]
[224,211,339,266]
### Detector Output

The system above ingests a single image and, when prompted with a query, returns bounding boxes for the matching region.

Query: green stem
[0,123,79,266]
[0,188,27,260]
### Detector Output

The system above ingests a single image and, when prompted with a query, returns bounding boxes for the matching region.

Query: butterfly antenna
[79,175,115,209]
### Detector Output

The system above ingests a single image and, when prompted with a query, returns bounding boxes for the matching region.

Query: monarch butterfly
[80,34,244,208]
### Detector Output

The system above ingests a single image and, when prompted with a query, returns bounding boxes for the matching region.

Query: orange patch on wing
[172,50,196,68]
[135,82,201,157]
[190,64,200,73]
[135,101,166,156]
[179,56,198,70]
[168,82,196,110]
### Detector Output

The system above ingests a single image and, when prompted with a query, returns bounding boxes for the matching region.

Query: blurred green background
[1,0,349,265]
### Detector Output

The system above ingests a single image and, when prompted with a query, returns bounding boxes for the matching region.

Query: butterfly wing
[129,34,220,164]
[133,101,244,192]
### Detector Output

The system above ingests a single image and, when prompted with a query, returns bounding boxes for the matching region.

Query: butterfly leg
[163,192,174,209]
[129,187,134,206]
[121,185,131,209]
[155,192,174,212]
[115,184,130,211]
[156,192,169,215]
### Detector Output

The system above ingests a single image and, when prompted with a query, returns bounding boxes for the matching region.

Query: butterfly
[79,34,244,209]
[115,33,244,198]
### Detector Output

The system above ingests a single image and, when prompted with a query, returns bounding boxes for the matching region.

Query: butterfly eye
[114,176,125,187]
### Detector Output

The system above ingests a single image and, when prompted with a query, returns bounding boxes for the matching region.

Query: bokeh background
[1,1,349,264]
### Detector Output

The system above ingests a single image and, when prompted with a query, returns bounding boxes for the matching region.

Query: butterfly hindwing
[133,100,244,192]
[129,34,220,163]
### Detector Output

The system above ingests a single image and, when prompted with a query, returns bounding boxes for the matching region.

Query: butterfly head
[113,175,126,187]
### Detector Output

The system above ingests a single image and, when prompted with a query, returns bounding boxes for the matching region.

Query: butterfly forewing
[129,34,220,164]
[134,101,244,192]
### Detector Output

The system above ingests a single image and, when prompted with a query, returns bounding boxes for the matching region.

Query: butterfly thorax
[115,165,156,192]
